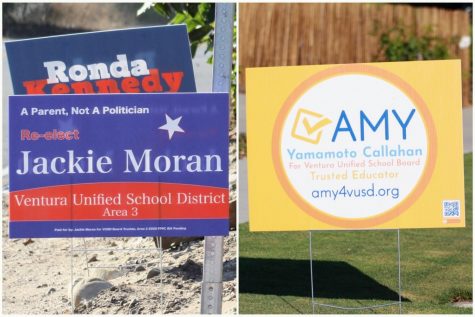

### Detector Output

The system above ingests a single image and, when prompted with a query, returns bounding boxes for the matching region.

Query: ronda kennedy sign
[9,93,229,238]
[5,25,196,94]
[247,61,465,230]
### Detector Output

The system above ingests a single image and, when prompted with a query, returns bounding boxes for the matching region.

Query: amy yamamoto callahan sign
[9,93,229,238]
[246,61,465,231]
[5,25,196,94]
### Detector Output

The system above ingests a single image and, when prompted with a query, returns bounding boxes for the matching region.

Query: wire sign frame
[308,230,402,314]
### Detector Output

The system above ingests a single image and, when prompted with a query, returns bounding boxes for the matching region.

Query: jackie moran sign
[5,25,196,94]
[9,93,229,238]
[246,61,465,230]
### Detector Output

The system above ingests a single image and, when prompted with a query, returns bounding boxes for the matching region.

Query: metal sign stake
[200,3,235,314]
[309,230,403,313]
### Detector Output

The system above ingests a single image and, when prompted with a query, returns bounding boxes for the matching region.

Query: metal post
[200,3,235,314]
[397,229,402,314]
[70,238,74,314]
[159,237,164,314]
[201,237,224,314]
[82,238,90,277]
[309,231,315,314]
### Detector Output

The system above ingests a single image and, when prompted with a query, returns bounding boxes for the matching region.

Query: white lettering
[44,61,69,84]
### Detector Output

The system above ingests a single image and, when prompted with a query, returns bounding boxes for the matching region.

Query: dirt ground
[2,190,236,314]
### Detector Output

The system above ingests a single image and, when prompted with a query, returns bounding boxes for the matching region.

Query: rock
[47,287,56,295]
[119,264,135,272]
[146,268,161,279]
[85,277,104,283]
[134,265,146,272]
[72,278,113,308]
[23,238,34,246]
[37,283,47,288]
[223,258,236,281]
[90,268,123,281]
[153,236,203,250]
[175,259,202,280]
[87,254,98,263]
[128,298,139,309]
[229,199,237,229]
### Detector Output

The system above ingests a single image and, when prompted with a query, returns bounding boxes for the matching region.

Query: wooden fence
[239,3,472,106]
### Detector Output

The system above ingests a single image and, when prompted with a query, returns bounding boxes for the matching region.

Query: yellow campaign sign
[246,61,465,231]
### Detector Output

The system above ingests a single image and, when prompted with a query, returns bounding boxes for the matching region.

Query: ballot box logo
[272,64,437,228]
[291,108,331,144]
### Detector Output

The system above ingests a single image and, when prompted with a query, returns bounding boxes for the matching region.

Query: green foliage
[152,3,215,57]
[377,25,451,62]
[437,287,472,304]
[140,3,237,128]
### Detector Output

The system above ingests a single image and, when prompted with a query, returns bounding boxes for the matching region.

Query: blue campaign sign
[5,25,196,95]
[9,93,229,238]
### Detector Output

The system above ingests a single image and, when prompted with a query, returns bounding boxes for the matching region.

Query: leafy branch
[375,24,451,61]
[138,3,237,128]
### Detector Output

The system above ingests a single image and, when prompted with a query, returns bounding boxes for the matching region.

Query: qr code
[443,200,460,218]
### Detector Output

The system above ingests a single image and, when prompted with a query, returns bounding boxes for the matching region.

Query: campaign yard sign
[246,60,465,231]
[9,93,229,238]
[5,25,196,95]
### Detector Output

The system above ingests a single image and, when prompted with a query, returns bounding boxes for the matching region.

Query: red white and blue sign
[5,25,196,95]
[9,93,229,238]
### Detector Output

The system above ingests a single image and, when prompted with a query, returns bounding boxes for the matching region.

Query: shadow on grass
[240,257,410,302]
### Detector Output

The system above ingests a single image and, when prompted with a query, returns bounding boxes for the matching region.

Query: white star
[159,114,185,140]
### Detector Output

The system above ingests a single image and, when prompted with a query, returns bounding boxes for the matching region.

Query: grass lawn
[239,153,472,314]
